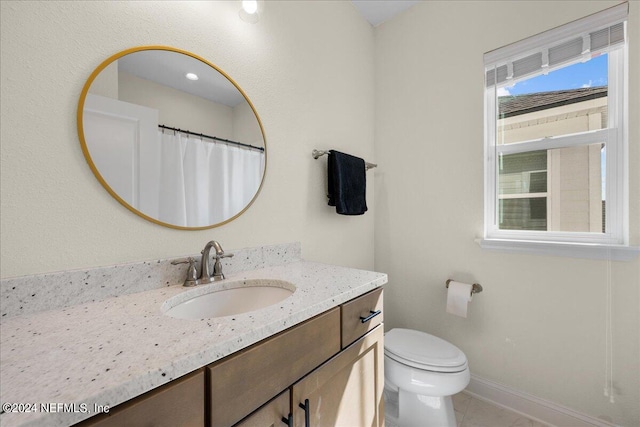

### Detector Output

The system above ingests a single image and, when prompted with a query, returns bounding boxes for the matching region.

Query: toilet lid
[384,328,468,373]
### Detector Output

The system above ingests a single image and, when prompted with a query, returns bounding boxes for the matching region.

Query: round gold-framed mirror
[77,46,266,230]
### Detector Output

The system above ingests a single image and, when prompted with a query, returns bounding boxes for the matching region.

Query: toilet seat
[384,328,468,373]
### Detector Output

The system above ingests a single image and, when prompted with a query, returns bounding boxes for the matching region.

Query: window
[483,3,629,249]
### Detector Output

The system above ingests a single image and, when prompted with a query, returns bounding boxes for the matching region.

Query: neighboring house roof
[498,86,607,118]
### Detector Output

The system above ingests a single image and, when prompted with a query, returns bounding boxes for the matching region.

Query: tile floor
[452,393,547,427]
[384,389,546,427]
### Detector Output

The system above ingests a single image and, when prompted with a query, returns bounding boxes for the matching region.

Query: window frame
[482,9,629,250]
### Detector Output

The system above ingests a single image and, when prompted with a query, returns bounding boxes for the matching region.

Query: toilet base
[399,389,456,427]
[384,384,458,427]
[383,385,400,427]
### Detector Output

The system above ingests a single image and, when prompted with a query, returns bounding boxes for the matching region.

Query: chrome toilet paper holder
[446,279,483,296]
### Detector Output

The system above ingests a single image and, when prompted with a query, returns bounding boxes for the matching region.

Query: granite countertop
[0,260,387,427]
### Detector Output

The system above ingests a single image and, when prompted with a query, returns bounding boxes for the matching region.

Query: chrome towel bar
[312,149,377,171]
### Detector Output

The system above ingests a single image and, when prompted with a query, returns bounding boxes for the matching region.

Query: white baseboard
[464,374,618,427]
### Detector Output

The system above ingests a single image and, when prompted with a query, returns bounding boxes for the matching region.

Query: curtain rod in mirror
[159,124,264,152]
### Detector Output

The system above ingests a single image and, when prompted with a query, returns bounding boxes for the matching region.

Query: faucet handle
[171,257,196,266]
[171,257,199,287]
[211,252,234,281]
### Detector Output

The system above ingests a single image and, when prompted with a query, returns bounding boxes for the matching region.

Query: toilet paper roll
[446,281,473,318]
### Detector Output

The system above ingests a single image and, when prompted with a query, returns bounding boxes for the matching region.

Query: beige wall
[0,1,375,278]
[232,100,265,148]
[374,1,639,426]
[88,61,119,99]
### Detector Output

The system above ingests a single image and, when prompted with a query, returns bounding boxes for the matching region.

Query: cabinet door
[75,369,204,427]
[235,390,290,427]
[292,326,384,427]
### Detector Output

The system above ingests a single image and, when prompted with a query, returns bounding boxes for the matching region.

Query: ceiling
[351,0,419,26]
[118,49,245,107]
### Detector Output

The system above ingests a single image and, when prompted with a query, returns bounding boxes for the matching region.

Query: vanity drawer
[75,369,205,427]
[341,288,383,348]
[207,307,340,427]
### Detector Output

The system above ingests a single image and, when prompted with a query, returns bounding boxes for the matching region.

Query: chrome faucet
[172,241,234,287]
[199,240,234,283]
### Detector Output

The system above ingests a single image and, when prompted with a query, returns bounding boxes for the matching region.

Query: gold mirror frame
[77,46,267,230]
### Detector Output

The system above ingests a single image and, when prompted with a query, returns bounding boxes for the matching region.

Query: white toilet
[384,328,470,427]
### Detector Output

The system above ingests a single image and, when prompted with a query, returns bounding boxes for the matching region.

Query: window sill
[476,238,640,261]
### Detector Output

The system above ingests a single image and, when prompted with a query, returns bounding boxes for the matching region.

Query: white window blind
[485,3,627,87]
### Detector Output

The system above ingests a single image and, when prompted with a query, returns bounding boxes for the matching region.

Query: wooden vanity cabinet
[75,369,205,427]
[341,287,383,348]
[226,288,385,427]
[74,288,383,427]
[234,391,290,427]
[208,308,341,427]
[292,326,384,427]
[289,288,384,427]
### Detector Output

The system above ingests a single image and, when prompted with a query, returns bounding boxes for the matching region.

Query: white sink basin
[162,280,296,320]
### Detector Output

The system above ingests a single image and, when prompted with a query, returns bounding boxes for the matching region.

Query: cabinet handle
[281,413,293,427]
[299,399,310,427]
[360,310,381,323]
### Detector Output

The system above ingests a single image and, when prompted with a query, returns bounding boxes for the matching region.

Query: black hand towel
[327,150,368,215]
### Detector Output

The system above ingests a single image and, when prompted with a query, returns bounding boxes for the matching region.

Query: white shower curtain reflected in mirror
[157,131,264,227]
